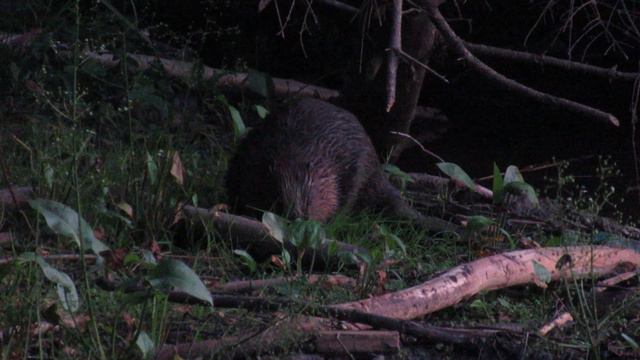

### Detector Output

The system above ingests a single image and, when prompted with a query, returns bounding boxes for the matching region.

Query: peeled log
[335,246,640,320]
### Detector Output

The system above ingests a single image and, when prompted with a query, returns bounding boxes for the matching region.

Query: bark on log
[180,205,367,269]
[313,330,400,355]
[334,246,640,319]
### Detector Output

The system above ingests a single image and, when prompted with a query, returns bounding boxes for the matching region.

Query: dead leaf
[170,151,185,186]
[270,255,286,269]
[116,202,134,218]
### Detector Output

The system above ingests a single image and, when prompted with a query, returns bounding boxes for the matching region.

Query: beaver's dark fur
[226,98,427,224]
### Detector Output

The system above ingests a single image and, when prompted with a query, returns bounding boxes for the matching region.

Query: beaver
[226,98,451,231]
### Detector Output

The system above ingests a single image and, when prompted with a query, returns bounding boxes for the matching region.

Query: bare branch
[386,0,403,112]
[396,47,449,83]
[317,0,358,13]
[465,42,640,82]
[425,5,620,127]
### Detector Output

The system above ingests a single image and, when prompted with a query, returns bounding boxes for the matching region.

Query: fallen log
[214,274,356,294]
[334,246,640,319]
[180,205,368,269]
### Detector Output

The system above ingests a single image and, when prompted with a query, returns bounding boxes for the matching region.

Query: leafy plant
[29,198,110,256]
[148,258,213,306]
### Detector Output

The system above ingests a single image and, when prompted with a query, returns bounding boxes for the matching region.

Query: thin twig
[396,48,449,83]
[390,131,445,162]
[317,0,358,13]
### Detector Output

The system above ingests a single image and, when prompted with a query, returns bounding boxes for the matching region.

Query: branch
[465,42,640,82]
[180,205,367,269]
[386,0,403,111]
[0,31,340,101]
[214,274,356,293]
[425,6,620,127]
[84,52,340,101]
[406,172,493,199]
[334,245,640,319]
[317,0,358,14]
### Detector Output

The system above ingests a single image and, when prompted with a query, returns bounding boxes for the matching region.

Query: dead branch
[424,5,620,127]
[317,0,358,14]
[314,330,399,355]
[386,0,403,112]
[406,173,493,199]
[0,253,98,266]
[155,313,314,360]
[180,205,367,269]
[595,271,638,292]
[84,52,340,100]
[152,297,501,359]
[215,274,356,293]
[537,312,574,336]
[465,42,640,82]
[0,31,340,101]
[390,131,445,162]
[334,245,640,320]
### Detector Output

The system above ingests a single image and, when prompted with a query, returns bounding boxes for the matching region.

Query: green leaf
[532,260,551,284]
[504,165,524,184]
[288,219,323,249]
[149,259,213,306]
[255,105,269,119]
[233,249,257,273]
[247,71,274,98]
[146,152,158,186]
[281,248,292,268]
[262,211,286,243]
[136,331,155,359]
[22,253,80,312]
[379,225,406,255]
[492,163,503,195]
[466,215,494,233]
[228,105,246,138]
[436,162,476,190]
[621,332,640,350]
[503,181,539,206]
[140,249,157,265]
[29,199,109,256]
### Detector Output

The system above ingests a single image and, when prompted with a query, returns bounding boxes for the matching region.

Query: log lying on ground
[333,246,640,319]
[84,52,340,100]
[153,245,639,359]
[180,205,367,269]
[1,31,340,101]
[314,330,400,355]
[215,274,356,293]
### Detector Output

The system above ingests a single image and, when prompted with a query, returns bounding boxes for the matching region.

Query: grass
[1,2,639,359]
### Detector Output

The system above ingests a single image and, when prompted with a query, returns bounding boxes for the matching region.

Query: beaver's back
[226,98,398,222]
